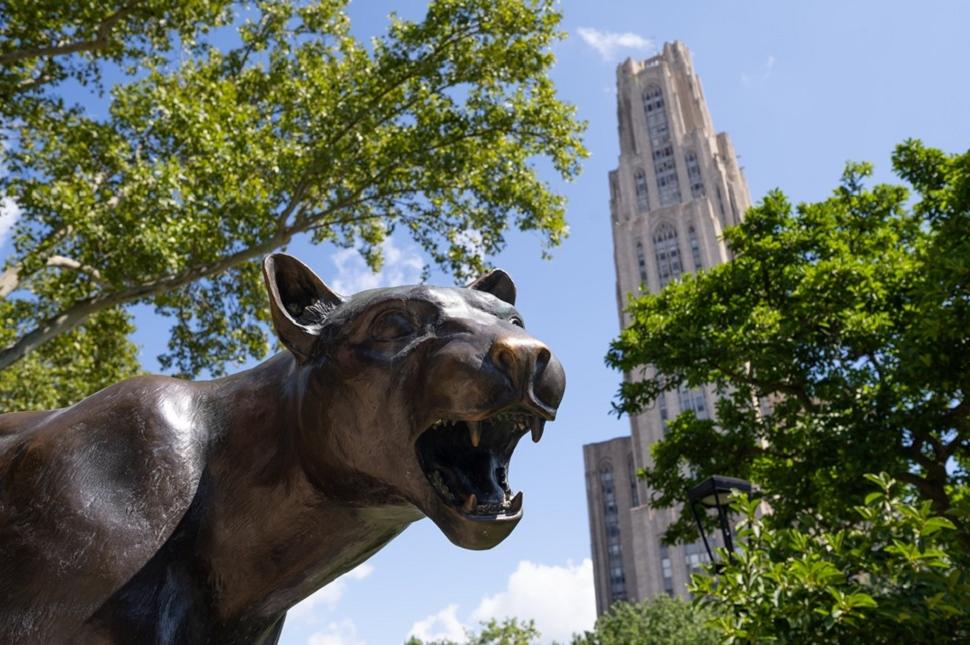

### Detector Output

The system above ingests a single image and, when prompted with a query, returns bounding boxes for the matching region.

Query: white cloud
[470,559,595,644]
[742,55,776,87]
[576,28,654,62]
[407,604,466,643]
[308,619,365,645]
[289,563,375,621]
[330,238,424,295]
[0,194,19,247]
[409,559,595,645]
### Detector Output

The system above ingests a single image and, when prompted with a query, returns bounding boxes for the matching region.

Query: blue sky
[3,2,970,644]
[279,3,970,643]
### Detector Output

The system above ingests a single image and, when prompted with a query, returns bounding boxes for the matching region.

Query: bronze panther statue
[0,253,565,643]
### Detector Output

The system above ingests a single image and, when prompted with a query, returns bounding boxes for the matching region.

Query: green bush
[572,595,719,645]
[693,474,970,643]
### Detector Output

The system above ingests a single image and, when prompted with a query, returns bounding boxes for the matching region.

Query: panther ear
[263,253,344,362]
[467,269,516,305]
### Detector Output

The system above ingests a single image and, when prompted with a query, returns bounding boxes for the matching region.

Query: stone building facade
[584,41,753,610]
[582,436,639,615]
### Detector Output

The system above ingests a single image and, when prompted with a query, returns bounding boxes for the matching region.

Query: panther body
[0,254,565,643]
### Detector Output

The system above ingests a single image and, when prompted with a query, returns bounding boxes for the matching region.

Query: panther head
[262,253,565,550]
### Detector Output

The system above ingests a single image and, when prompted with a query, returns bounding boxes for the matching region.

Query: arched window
[642,85,680,206]
[686,150,705,198]
[653,223,682,287]
[635,241,648,283]
[634,169,649,212]
[688,226,702,270]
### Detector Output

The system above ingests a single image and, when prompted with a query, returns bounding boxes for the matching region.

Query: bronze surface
[0,253,565,643]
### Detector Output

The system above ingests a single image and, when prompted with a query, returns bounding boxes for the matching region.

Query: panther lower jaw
[414,409,542,549]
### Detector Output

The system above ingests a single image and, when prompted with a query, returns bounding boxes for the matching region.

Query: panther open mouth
[416,408,545,520]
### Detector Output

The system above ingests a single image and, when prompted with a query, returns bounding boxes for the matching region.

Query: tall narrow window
[653,223,682,287]
[658,392,669,435]
[628,454,640,507]
[600,464,626,602]
[685,539,712,573]
[688,226,702,270]
[715,185,726,217]
[686,151,705,198]
[660,543,674,595]
[643,85,681,206]
[636,241,648,283]
[642,85,668,145]
[677,385,708,419]
[634,169,649,212]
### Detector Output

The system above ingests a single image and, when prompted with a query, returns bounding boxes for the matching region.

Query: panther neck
[198,352,422,622]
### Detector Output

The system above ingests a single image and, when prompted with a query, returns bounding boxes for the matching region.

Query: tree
[571,596,719,645]
[693,475,970,643]
[0,1,234,108]
[405,617,540,645]
[0,0,586,411]
[606,141,970,549]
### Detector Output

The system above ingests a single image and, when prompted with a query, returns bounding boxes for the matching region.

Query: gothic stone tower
[585,41,752,611]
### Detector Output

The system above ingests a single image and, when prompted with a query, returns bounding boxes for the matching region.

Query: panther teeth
[422,411,541,517]
[466,498,516,515]
[531,418,544,443]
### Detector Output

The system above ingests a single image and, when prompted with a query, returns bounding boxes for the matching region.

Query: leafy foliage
[0,307,139,412]
[0,0,233,108]
[0,0,586,410]
[693,475,970,643]
[606,141,970,548]
[571,595,719,645]
[405,617,540,645]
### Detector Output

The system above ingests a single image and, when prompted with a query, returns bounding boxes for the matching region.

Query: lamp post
[687,475,752,569]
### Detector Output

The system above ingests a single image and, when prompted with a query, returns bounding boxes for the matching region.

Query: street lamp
[687,475,752,569]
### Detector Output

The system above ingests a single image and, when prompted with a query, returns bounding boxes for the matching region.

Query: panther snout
[488,337,565,422]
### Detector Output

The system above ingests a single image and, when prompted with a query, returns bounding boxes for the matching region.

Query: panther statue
[0,253,565,643]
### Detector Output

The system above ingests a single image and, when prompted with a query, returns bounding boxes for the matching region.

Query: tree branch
[0,18,539,371]
[0,1,142,65]
[0,180,405,370]
[45,255,108,287]
[0,230,291,371]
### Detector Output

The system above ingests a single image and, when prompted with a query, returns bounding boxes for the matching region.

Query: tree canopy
[571,595,718,645]
[405,617,540,645]
[0,0,586,411]
[693,475,970,643]
[606,141,970,549]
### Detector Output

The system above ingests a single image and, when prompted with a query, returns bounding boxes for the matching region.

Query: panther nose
[488,337,565,420]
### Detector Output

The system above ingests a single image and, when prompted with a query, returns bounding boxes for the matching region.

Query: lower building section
[629,505,715,601]
[586,438,719,612]
[583,436,639,614]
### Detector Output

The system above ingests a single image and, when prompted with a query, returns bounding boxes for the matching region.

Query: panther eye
[509,316,524,328]
[371,311,416,341]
